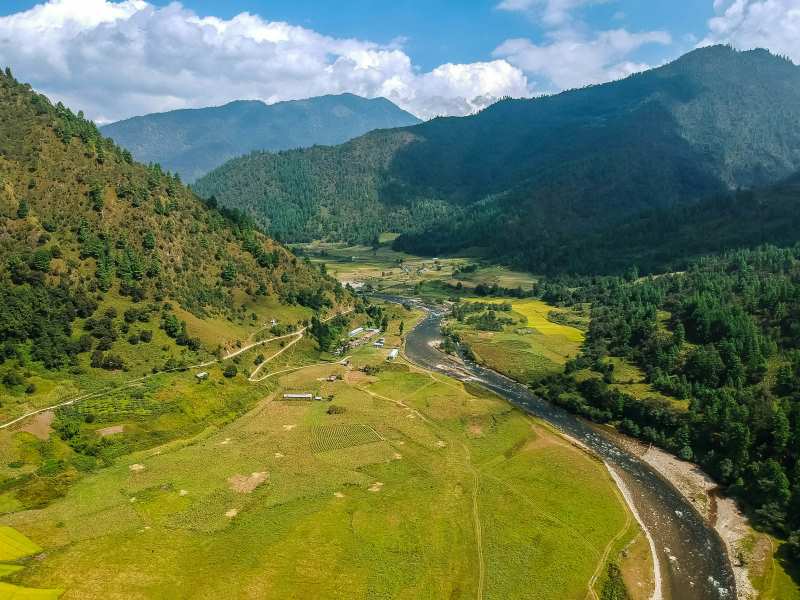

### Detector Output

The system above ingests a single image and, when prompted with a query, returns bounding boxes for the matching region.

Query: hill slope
[0,68,346,422]
[101,94,421,182]
[544,173,800,274]
[193,46,800,267]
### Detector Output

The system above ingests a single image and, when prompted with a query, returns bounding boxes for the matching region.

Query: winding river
[395,301,736,600]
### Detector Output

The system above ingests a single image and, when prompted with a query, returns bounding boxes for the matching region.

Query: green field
[292,239,537,299]
[450,298,586,384]
[0,342,646,599]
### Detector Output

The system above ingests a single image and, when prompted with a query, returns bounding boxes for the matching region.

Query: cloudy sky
[0,0,798,123]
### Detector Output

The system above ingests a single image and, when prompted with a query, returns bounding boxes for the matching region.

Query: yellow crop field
[457,298,585,382]
[0,526,40,561]
[474,298,585,343]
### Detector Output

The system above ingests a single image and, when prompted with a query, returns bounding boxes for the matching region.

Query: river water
[395,303,736,600]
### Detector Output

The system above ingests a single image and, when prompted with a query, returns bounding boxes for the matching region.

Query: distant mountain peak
[100,94,420,182]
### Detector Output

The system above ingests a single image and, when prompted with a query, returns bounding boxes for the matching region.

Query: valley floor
[0,327,647,599]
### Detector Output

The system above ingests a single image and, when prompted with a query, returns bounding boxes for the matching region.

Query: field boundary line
[461,442,485,600]
[355,386,432,425]
[248,332,304,381]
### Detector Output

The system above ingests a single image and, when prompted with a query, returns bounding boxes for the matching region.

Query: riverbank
[611,433,767,600]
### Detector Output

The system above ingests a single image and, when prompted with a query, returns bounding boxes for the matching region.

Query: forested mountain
[0,68,344,379]
[533,245,800,558]
[532,172,800,274]
[101,94,420,182]
[194,46,800,267]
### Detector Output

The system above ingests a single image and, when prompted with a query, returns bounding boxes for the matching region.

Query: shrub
[223,364,238,378]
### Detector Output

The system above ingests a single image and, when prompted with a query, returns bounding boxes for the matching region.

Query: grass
[604,357,689,412]
[309,424,381,453]
[0,526,61,599]
[0,527,40,561]
[452,298,585,383]
[751,538,800,600]
[293,240,539,299]
[0,345,642,599]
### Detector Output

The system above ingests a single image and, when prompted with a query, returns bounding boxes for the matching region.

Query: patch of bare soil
[368,482,384,492]
[96,424,124,437]
[467,423,484,437]
[20,410,54,440]
[228,471,269,494]
[129,463,146,472]
[344,370,376,385]
[225,508,238,518]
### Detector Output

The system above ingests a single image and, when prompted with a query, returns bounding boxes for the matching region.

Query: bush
[139,329,153,342]
[327,405,346,415]
[223,364,238,378]
[2,370,24,387]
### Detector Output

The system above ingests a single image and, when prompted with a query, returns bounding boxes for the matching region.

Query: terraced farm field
[310,424,382,453]
[0,346,647,599]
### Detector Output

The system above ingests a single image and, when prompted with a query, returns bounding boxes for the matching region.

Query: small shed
[196,372,209,381]
[283,393,313,400]
[387,349,399,360]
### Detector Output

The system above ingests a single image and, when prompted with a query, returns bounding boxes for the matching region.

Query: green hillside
[194,46,800,269]
[0,67,347,425]
[101,94,420,182]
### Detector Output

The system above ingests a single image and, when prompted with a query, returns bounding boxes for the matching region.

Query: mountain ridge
[193,45,800,270]
[101,93,421,182]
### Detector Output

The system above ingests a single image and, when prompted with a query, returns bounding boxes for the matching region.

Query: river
[395,302,736,600]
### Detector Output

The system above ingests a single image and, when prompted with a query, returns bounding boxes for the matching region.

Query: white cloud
[496,0,610,26]
[700,0,800,62]
[494,28,672,90]
[0,0,533,122]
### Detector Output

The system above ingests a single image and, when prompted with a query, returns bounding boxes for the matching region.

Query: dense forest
[532,245,800,557]
[0,68,345,384]
[102,94,419,183]
[508,173,800,275]
[194,46,800,272]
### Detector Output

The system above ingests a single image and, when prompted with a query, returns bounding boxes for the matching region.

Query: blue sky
[0,1,796,122]
[136,0,715,70]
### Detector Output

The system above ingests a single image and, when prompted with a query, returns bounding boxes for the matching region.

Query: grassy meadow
[292,240,537,299]
[450,299,586,384]
[0,337,647,599]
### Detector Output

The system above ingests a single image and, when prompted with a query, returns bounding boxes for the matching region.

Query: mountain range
[100,94,420,183]
[192,46,800,273]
